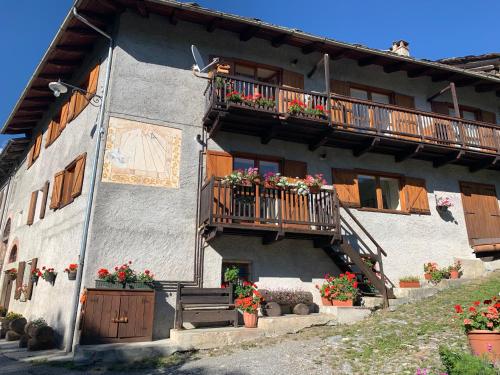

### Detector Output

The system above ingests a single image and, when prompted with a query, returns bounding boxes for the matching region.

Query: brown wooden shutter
[59,101,70,131]
[87,63,100,97]
[403,177,430,214]
[14,261,26,300]
[430,101,450,115]
[282,70,304,89]
[394,93,415,109]
[27,191,38,225]
[33,133,42,161]
[50,171,65,209]
[332,169,360,207]
[206,150,233,179]
[283,160,307,179]
[26,144,35,169]
[39,181,49,219]
[480,110,497,124]
[45,120,60,147]
[330,80,350,96]
[67,92,78,122]
[26,258,38,300]
[71,153,87,198]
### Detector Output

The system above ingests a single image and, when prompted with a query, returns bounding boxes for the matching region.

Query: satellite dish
[191,45,220,73]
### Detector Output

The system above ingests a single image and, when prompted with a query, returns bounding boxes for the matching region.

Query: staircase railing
[338,200,395,308]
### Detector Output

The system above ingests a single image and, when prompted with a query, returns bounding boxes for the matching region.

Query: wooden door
[282,160,308,229]
[460,182,500,244]
[206,151,233,224]
[0,276,13,311]
[279,70,304,114]
[82,292,120,343]
[117,294,154,340]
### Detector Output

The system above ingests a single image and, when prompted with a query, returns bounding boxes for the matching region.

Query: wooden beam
[169,9,178,25]
[240,26,260,42]
[357,56,379,67]
[383,62,406,73]
[135,0,149,17]
[99,0,125,13]
[47,59,82,67]
[309,129,332,151]
[353,137,380,157]
[407,67,430,78]
[37,73,72,80]
[23,97,52,104]
[55,44,92,53]
[454,77,481,87]
[65,27,99,37]
[17,105,49,111]
[431,72,456,82]
[469,156,499,173]
[496,90,500,98]
[302,42,322,55]
[330,48,348,60]
[206,17,221,32]
[262,231,283,245]
[395,144,423,162]
[208,114,224,139]
[77,10,112,23]
[271,34,289,48]
[433,150,464,168]
[475,83,500,93]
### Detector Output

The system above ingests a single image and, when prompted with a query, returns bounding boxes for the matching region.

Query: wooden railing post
[209,176,215,226]
[275,86,280,115]
[376,245,389,309]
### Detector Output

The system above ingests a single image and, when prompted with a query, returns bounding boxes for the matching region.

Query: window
[350,86,392,104]
[448,107,478,121]
[50,153,86,210]
[222,261,252,284]
[8,245,17,263]
[2,219,10,243]
[233,156,280,175]
[358,173,401,211]
[233,62,280,84]
[27,191,38,225]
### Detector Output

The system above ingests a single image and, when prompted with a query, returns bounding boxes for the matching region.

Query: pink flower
[464,318,472,325]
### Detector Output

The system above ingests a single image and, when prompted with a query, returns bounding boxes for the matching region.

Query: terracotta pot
[399,281,420,288]
[332,300,353,307]
[243,311,258,328]
[467,330,500,361]
[321,297,332,306]
[424,273,432,280]
[450,270,459,279]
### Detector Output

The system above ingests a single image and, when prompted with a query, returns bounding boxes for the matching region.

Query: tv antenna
[191,45,219,75]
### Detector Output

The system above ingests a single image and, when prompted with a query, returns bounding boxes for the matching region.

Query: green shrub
[31,318,48,328]
[5,312,23,321]
[0,305,7,317]
[439,346,496,375]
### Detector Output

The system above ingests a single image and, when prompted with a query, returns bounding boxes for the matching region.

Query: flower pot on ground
[399,276,420,288]
[243,311,258,328]
[332,299,353,307]
[424,273,432,281]
[454,298,500,361]
[448,260,462,280]
[235,282,263,328]
[450,270,459,279]
[316,272,359,308]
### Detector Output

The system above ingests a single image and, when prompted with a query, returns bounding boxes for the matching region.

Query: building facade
[0,1,499,348]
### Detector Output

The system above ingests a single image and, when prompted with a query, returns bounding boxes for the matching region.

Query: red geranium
[454,298,499,332]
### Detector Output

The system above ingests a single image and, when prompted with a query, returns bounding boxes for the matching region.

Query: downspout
[65,7,114,353]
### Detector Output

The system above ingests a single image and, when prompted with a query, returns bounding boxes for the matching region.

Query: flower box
[332,300,353,307]
[399,281,420,288]
[321,297,332,306]
[95,280,154,290]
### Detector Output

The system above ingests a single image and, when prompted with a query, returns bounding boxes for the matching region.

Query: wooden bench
[174,284,238,329]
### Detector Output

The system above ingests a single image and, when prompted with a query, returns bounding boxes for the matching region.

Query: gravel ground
[1,272,499,375]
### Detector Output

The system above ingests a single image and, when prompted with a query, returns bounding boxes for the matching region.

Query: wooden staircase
[322,201,396,306]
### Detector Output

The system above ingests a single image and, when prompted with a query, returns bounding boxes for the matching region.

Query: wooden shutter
[206,150,233,179]
[27,191,38,225]
[26,258,38,300]
[14,261,26,300]
[71,154,87,198]
[59,101,70,131]
[332,169,360,207]
[39,181,49,219]
[330,80,350,96]
[403,177,430,214]
[430,101,450,115]
[480,110,497,124]
[33,133,42,161]
[394,93,415,109]
[26,144,35,169]
[282,70,304,89]
[50,171,65,209]
[87,63,100,97]
[283,160,307,179]
[45,120,60,147]
[67,92,78,122]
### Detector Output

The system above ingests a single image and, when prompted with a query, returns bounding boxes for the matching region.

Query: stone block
[258,313,334,336]
[455,258,485,279]
[318,306,371,324]
[170,327,265,350]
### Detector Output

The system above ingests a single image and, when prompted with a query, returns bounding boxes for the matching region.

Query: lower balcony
[204,75,500,172]
[199,177,341,244]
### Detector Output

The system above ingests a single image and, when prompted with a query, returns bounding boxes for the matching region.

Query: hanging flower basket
[6,268,17,280]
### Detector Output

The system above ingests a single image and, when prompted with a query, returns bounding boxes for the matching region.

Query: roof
[2,0,500,150]
[0,137,30,178]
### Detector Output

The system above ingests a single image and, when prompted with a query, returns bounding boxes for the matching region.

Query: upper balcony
[203,74,500,172]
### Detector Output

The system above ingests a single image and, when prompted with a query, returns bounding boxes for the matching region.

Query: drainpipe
[64,7,114,353]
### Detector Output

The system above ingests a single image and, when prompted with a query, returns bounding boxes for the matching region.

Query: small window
[233,156,280,175]
[2,218,11,243]
[8,245,17,263]
[222,261,252,284]
[234,157,255,171]
[358,175,377,208]
[350,88,369,100]
[357,173,402,211]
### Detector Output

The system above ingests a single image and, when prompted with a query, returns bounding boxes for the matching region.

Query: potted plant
[329,272,358,306]
[448,260,462,279]
[304,104,327,119]
[64,264,78,280]
[226,90,244,105]
[235,281,263,328]
[436,196,453,212]
[294,180,310,195]
[423,262,437,280]
[304,174,326,193]
[454,299,499,361]
[316,275,335,306]
[31,268,42,283]
[253,94,276,110]
[41,267,57,284]
[5,268,17,280]
[399,276,420,288]
[287,99,305,116]
[134,269,155,289]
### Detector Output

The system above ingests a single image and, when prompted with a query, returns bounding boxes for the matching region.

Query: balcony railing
[205,74,500,155]
[199,177,341,239]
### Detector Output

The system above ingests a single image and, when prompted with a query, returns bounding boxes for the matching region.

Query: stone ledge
[170,327,265,351]
[319,306,371,324]
[258,313,335,336]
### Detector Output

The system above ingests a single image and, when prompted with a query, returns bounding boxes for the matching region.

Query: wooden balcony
[199,177,341,243]
[204,75,500,172]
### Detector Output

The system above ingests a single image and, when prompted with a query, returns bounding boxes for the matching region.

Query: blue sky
[1,0,498,147]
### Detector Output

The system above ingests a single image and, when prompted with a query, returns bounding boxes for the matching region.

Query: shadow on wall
[209,236,341,283]
[152,290,176,340]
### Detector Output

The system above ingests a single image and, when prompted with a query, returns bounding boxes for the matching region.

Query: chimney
[391,40,410,57]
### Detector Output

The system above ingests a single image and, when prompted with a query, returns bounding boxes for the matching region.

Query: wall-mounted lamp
[48,80,102,104]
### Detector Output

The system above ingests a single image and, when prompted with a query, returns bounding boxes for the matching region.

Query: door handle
[112,317,129,323]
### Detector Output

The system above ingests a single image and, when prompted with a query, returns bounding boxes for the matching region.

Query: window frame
[349,83,394,104]
[447,104,480,121]
[232,152,283,174]
[217,56,283,84]
[221,260,253,284]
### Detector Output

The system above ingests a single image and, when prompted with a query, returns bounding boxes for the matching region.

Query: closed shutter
[59,101,70,131]
[430,101,450,115]
[33,133,42,161]
[332,169,360,207]
[74,92,87,119]
[26,144,35,169]
[403,177,430,214]
[283,160,307,179]
[67,92,78,122]
[27,191,38,225]
[71,153,87,198]
[480,110,497,124]
[26,258,38,300]
[394,93,415,109]
[39,181,49,219]
[50,171,65,209]
[330,80,350,96]
[282,70,304,89]
[87,63,100,97]
[206,151,233,179]
[45,120,60,147]
[14,261,26,300]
